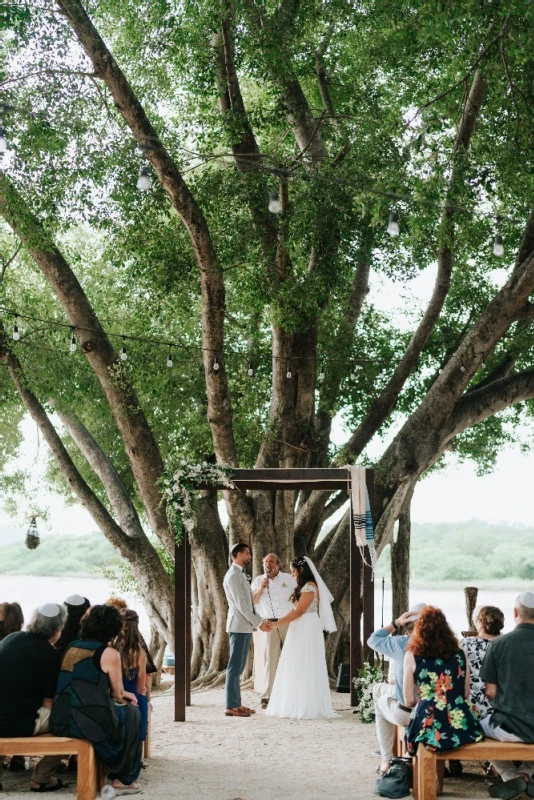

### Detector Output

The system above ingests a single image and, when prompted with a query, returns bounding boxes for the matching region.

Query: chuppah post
[174,538,186,722]
[350,512,363,707]
[363,469,376,664]
[186,535,192,707]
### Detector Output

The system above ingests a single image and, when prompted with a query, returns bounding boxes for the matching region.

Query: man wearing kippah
[480,592,534,799]
[367,603,427,776]
[0,603,67,791]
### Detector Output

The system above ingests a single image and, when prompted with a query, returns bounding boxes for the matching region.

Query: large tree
[2,0,534,679]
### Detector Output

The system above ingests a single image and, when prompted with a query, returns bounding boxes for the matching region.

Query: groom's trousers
[226,632,252,709]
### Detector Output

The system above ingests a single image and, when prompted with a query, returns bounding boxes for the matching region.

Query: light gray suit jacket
[223,564,263,633]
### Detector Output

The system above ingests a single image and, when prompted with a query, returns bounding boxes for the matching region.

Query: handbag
[375,757,413,798]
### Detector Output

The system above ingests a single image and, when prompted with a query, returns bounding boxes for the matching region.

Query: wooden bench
[0,735,104,800]
[413,739,534,800]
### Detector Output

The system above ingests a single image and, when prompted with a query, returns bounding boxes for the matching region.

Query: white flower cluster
[161,462,234,542]
[352,662,384,724]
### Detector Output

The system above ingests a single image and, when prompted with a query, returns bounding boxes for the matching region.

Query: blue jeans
[226,632,252,709]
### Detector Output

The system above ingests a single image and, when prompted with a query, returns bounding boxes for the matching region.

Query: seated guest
[0,601,24,641]
[480,592,534,800]
[106,596,158,694]
[0,603,67,791]
[55,595,90,656]
[404,606,482,792]
[367,603,427,775]
[113,610,149,742]
[50,604,143,795]
[460,605,504,719]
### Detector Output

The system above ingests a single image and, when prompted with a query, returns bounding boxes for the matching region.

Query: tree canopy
[2,0,534,674]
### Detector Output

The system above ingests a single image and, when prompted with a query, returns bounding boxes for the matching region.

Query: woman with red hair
[403,606,482,763]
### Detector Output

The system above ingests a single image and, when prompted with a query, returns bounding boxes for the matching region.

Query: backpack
[375,757,413,798]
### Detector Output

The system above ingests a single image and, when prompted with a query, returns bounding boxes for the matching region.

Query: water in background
[377,587,523,636]
[0,575,526,644]
[0,575,151,640]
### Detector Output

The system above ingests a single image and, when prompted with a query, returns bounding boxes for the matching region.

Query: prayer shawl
[347,465,377,575]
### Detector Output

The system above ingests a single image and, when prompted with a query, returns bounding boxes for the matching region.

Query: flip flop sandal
[240,706,256,714]
[31,779,68,792]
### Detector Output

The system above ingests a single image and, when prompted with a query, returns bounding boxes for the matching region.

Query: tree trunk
[190,490,230,684]
[391,498,412,621]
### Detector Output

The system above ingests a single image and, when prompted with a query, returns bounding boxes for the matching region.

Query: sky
[2,249,532,538]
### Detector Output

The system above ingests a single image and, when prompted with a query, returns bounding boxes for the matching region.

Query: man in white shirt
[251,553,297,709]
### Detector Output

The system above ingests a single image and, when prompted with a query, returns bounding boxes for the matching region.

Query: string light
[493,234,504,257]
[69,327,76,353]
[268,191,282,214]
[12,317,20,341]
[387,210,400,237]
[247,362,254,377]
[120,337,127,361]
[319,363,325,380]
[137,166,151,191]
[166,348,173,368]
[286,361,292,379]
[349,365,356,380]
[213,356,220,372]
[0,126,6,153]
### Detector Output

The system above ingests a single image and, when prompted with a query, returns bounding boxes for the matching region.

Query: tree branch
[341,71,487,463]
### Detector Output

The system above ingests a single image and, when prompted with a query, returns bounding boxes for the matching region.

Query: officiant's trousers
[226,632,252,709]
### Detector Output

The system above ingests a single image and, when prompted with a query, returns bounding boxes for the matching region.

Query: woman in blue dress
[113,610,148,743]
[50,605,143,795]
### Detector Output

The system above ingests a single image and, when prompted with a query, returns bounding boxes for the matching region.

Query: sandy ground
[0,685,512,800]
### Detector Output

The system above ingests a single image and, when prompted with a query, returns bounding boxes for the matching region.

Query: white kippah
[39,603,60,618]
[410,603,428,613]
[65,594,85,606]
[516,591,534,609]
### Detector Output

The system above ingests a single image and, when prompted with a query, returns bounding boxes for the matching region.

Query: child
[113,609,149,742]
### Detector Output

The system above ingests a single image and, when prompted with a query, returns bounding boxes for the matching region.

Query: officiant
[251,554,297,709]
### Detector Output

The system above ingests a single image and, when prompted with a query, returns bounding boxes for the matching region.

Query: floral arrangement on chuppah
[160,463,234,542]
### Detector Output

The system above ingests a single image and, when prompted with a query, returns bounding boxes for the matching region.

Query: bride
[265,556,338,720]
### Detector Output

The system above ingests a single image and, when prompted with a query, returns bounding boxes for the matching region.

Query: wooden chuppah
[174,468,377,721]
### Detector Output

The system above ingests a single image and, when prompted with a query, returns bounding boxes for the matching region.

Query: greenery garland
[161,463,235,543]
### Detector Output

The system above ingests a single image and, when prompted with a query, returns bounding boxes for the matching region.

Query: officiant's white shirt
[250,571,297,619]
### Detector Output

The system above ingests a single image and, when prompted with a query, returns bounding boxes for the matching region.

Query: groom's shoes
[225,707,251,717]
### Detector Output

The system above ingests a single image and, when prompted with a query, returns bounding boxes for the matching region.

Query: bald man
[251,554,296,709]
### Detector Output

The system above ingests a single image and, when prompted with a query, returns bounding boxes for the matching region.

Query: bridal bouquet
[352,662,384,723]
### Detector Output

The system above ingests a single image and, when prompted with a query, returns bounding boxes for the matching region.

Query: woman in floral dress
[403,606,483,769]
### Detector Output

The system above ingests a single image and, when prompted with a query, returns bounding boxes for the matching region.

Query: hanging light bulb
[69,327,77,353]
[319,364,325,380]
[213,356,220,372]
[0,126,7,153]
[493,234,504,257]
[286,361,292,379]
[268,191,282,214]
[12,318,20,341]
[137,165,151,191]
[166,348,173,368]
[247,362,254,377]
[120,337,127,361]
[460,365,465,373]
[387,210,400,237]
[349,364,356,381]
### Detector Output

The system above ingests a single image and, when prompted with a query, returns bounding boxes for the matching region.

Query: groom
[223,543,272,717]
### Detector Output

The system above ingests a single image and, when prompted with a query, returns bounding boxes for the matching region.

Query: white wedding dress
[265,583,338,720]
